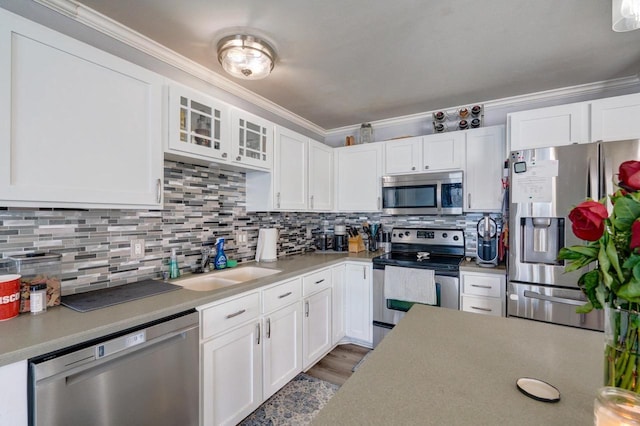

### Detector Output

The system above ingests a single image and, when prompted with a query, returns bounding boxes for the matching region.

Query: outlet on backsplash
[235,231,248,244]
[130,239,145,259]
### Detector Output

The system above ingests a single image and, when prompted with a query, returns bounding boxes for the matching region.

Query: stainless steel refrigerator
[507,139,640,331]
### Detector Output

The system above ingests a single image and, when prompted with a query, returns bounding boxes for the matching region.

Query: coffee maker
[476,215,499,267]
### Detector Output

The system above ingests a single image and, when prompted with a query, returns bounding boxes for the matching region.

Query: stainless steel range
[372,227,464,347]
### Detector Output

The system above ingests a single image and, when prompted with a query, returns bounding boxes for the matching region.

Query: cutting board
[61,279,180,312]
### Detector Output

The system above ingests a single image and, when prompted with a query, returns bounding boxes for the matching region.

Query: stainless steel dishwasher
[28,309,199,426]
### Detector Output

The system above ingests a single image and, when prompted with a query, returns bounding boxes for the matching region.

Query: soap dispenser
[169,248,180,278]
[214,238,227,269]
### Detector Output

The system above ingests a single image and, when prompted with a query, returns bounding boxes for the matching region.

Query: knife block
[348,236,365,253]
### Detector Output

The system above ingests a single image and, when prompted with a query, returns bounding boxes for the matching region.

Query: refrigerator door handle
[600,148,613,206]
[588,152,598,202]
[523,290,584,306]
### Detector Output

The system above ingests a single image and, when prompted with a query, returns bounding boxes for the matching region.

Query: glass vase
[604,305,640,393]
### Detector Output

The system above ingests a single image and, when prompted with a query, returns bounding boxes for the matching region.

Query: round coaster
[516,377,561,403]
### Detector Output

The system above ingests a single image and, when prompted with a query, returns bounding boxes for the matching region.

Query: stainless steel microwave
[381,171,463,215]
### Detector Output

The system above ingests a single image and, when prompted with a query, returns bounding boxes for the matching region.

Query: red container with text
[0,274,21,321]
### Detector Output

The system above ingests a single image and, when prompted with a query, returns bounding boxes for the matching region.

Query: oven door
[372,265,460,347]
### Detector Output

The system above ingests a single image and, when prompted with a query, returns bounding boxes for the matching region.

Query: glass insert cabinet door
[231,109,273,169]
[168,84,229,160]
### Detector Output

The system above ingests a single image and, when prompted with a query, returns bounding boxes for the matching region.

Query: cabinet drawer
[201,292,261,340]
[461,272,505,298]
[302,268,332,296]
[263,277,302,313]
[461,295,502,317]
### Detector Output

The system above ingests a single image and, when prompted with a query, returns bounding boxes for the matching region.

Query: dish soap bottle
[169,248,180,279]
[214,238,227,270]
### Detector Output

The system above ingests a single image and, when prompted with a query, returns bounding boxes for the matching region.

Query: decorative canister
[359,123,374,144]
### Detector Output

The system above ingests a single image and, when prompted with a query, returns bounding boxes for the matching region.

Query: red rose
[631,221,640,250]
[619,161,640,191]
[568,200,608,241]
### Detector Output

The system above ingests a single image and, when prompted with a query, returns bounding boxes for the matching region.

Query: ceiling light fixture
[613,0,640,31]
[217,34,276,80]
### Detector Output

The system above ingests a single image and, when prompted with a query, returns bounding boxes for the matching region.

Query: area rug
[239,373,340,425]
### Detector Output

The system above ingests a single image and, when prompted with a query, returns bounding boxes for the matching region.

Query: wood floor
[305,344,371,386]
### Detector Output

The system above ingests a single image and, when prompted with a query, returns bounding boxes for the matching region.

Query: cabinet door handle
[266,318,271,339]
[225,309,246,319]
[471,284,492,289]
[256,322,261,345]
[363,266,367,280]
[425,165,429,170]
[467,193,471,209]
[222,152,227,158]
[470,306,492,312]
[278,291,292,299]
[315,279,325,285]
[277,192,281,209]
[156,179,162,203]
[377,196,381,210]
[310,195,314,209]
[305,301,309,318]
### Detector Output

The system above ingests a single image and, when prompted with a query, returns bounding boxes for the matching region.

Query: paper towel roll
[256,228,278,262]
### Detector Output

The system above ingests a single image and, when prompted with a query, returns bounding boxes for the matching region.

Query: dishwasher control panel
[96,330,146,358]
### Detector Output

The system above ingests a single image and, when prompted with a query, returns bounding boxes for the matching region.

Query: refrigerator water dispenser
[520,217,564,265]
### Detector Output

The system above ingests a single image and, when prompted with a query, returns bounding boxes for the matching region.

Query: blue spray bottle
[214,238,227,269]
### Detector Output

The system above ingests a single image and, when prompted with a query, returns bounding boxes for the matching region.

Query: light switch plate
[131,239,145,259]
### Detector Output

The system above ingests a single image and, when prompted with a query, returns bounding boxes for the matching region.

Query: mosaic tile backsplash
[0,160,502,295]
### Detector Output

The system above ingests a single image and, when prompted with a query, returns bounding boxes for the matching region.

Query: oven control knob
[404,231,410,236]
[398,234,403,238]
[442,232,448,238]
[453,235,459,241]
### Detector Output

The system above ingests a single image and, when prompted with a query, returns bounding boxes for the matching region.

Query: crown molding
[31,0,325,136]
[325,74,640,137]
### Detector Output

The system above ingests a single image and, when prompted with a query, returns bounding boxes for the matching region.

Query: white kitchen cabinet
[345,262,373,347]
[308,139,334,211]
[460,269,506,317]
[508,102,589,151]
[273,127,308,210]
[0,360,27,426]
[464,125,506,213]
[262,301,302,399]
[0,9,163,209]
[331,263,346,345]
[384,136,423,174]
[167,83,230,162]
[231,108,273,170]
[302,287,332,369]
[202,320,263,426]
[335,143,383,212]
[591,93,640,142]
[422,132,466,171]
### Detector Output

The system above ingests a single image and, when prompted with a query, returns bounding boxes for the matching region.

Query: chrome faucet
[195,247,211,273]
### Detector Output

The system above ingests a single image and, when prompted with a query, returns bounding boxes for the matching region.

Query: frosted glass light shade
[217,35,276,80]
[613,0,640,32]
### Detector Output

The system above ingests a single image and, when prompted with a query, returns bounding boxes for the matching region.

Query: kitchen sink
[174,266,281,292]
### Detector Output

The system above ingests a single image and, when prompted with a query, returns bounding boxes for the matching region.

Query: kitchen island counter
[314,304,602,425]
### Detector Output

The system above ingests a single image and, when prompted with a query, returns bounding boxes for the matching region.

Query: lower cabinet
[302,287,332,369]
[344,262,373,347]
[262,301,302,399]
[331,264,346,345]
[460,269,506,317]
[202,320,263,426]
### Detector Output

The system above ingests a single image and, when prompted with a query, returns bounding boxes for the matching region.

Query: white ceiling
[75,0,640,130]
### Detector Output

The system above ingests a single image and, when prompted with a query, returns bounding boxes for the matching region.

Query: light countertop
[313,304,602,425]
[0,251,377,366]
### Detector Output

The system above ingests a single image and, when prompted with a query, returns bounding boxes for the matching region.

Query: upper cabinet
[167,83,230,162]
[0,9,164,209]
[591,93,640,142]
[422,132,466,171]
[246,128,333,212]
[508,102,589,151]
[335,143,383,212]
[384,133,465,175]
[308,140,334,211]
[273,127,308,210]
[464,126,505,213]
[231,109,274,170]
